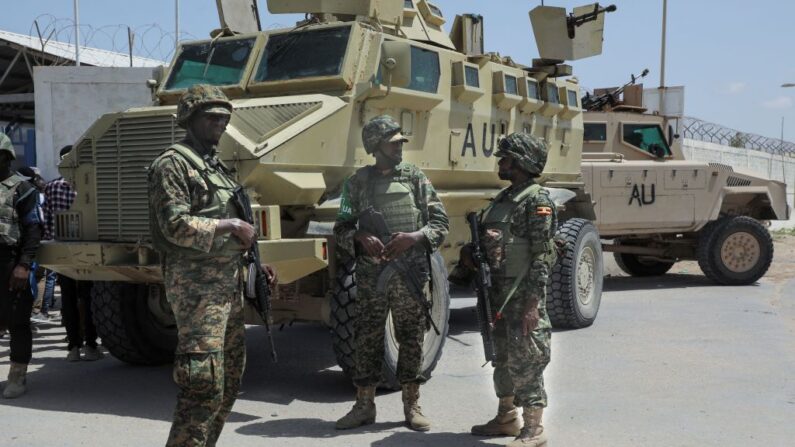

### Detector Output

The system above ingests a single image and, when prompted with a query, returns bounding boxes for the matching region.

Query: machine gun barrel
[583,68,650,111]
[466,212,497,365]
[232,187,278,363]
[567,3,617,38]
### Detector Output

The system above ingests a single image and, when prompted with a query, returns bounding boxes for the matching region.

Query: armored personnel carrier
[581,77,790,284]
[39,0,612,385]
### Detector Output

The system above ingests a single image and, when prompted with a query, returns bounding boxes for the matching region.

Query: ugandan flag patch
[536,206,553,216]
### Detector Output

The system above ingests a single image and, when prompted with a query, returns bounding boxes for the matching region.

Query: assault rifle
[231,187,277,363]
[466,212,497,365]
[582,68,649,112]
[359,206,441,336]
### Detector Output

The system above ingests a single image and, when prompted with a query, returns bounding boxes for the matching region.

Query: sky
[2,0,795,141]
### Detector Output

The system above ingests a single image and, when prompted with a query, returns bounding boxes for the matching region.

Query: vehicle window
[255,26,351,82]
[404,0,414,8]
[165,38,255,90]
[527,79,539,100]
[546,83,560,104]
[622,124,672,156]
[428,3,444,17]
[465,66,479,88]
[408,46,440,93]
[584,123,607,141]
[505,75,518,95]
[567,90,579,108]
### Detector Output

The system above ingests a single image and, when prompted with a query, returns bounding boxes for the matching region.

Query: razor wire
[26,15,200,66]
[682,116,795,155]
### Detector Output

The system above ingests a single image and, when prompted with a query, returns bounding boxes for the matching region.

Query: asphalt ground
[1,236,794,447]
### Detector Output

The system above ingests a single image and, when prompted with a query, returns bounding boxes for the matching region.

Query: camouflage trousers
[490,275,551,409]
[164,269,246,447]
[353,262,427,387]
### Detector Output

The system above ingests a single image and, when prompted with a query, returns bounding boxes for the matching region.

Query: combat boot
[471,396,522,436]
[2,362,28,399]
[335,386,376,430]
[402,383,431,432]
[507,407,547,447]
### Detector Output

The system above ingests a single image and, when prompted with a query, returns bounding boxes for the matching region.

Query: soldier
[148,84,275,447]
[463,133,556,447]
[334,115,449,432]
[0,132,43,399]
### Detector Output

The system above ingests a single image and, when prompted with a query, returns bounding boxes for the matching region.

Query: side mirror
[380,41,412,89]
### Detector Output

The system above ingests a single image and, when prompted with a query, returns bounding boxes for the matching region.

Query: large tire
[329,252,451,390]
[613,252,675,277]
[91,281,177,365]
[697,216,774,285]
[547,219,604,329]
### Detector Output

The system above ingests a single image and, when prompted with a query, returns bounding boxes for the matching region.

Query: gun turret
[582,68,650,112]
[567,3,617,38]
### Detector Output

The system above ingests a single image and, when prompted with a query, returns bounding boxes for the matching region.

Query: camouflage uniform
[334,115,448,431]
[148,85,245,447]
[472,133,556,445]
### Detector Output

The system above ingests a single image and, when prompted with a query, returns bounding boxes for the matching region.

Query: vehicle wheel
[91,281,176,365]
[547,219,604,329]
[329,253,451,390]
[613,252,675,277]
[696,216,774,285]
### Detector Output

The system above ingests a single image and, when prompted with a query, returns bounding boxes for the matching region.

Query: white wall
[683,138,795,230]
[34,66,158,182]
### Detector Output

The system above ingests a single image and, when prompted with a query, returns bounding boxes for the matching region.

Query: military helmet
[0,132,15,160]
[176,84,233,128]
[362,115,409,154]
[495,132,548,176]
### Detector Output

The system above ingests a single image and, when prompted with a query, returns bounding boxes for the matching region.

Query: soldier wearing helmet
[148,84,275,446]
[334,115,449,432]
[0,132,43,399]
[460,133,556,447]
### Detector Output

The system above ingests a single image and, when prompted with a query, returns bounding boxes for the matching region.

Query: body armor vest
[0,174,24,246]
[149,143,242,259]
[481,183,554,279]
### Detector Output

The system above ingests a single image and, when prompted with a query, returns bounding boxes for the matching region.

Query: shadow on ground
[603,273,726,292]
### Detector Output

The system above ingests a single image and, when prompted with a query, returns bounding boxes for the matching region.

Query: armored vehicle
[581,79,790,284]
[39,0,612,385]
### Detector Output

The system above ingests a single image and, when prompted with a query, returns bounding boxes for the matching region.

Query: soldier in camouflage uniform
[0,132,43,399]
[148,84,275,447]
[462,133,556,447]
[334,115,449,432]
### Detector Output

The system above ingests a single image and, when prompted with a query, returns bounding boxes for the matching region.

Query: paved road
[2,272,794,447]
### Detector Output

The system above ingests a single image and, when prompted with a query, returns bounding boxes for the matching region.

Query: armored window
[546,83,560,104]
[526,79,540,100]
[505,75,519,96]
[407,46,441,93]
[622,124,672,156]
[165,37,256,90]
[428,3,443,17]
[465,66,480,88]
[404,0,414,8]
[584,123,607,142]
[255,26,351,82]
[567,90,579,108]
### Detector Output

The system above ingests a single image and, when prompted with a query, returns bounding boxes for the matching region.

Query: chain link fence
[682,116,795,155]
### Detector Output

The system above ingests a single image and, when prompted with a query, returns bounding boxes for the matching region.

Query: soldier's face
[191,112,230,145]
[378,140,403,166]
[0,153,11,172]
[497,156,515,180]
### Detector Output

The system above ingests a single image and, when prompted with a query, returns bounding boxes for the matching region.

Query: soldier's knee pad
[173,352,224,399]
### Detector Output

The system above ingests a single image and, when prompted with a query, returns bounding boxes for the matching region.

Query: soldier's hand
[219,218,257,249]
[261,264,278,288]
[383,231,424,261]
[355,231,385,257]
[9,265,30,291]
[522,306,540,336]
[459,243,476,271]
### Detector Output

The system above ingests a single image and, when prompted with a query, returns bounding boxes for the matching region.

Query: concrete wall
[34,66,158,182]
[683,138,795,230]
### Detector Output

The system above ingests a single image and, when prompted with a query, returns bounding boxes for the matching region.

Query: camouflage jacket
[485,179,556,328]
[148,141,244,292]
[334,163,448,267]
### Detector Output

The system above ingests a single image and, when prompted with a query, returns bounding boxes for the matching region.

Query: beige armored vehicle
[39,0,613,385]
[581,78,790,284]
